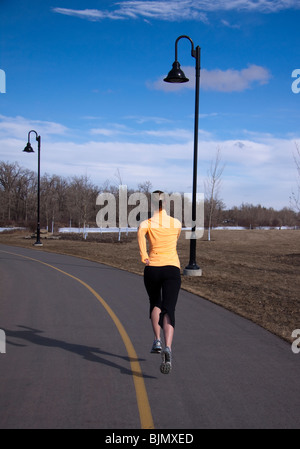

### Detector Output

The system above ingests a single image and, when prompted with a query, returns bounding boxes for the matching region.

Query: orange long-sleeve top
[137,209,182,268]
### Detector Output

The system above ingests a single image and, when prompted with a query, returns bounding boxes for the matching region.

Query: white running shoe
[160,347,172,374]
[151,339,162,353]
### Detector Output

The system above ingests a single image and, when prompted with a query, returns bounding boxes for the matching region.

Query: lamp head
[23,142,34,153]
[164,61,189,83]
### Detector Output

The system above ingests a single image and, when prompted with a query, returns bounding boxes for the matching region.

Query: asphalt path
[0,243,299,429]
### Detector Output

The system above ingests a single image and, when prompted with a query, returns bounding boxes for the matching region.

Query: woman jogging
[137,191,182,374]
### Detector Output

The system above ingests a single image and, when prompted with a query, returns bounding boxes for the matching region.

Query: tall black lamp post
[23,130,43,246]
[164,35,202,276]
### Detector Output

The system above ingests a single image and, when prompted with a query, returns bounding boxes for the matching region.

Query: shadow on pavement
[4,325,157,380]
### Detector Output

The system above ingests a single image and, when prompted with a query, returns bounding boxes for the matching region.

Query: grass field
[0,229,299,343]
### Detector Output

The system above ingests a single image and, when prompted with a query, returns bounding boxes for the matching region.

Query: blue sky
[1,0,300,209]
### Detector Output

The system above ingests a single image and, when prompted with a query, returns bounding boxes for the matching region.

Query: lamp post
[23,130,43,246]
[164,35,202,276]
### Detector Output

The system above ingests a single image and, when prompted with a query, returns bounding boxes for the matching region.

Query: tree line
[0,161,299,231]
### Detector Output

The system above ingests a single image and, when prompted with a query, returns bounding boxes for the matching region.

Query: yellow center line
[0,249,154,429]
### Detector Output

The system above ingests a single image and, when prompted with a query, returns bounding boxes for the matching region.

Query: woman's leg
[151,306,161,341]
[159,267,181,339]
[160,313,174,374]
[163,313,174,349]
[144,267,162,351]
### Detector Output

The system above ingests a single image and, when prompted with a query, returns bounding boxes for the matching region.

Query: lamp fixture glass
[164,61,189,83]
[23,142,34,153]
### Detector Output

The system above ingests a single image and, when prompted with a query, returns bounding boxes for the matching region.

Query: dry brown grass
[1,229,299,343]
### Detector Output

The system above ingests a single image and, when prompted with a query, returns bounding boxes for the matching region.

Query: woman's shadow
[4,325,156,379]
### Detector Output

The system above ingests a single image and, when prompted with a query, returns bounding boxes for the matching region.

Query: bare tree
[138,180,153,194]
[14,168,35,224]
[205,147,225,240]
[0,161,22,221]
[40,174,68,232]
[2,158,298,231]
[290,142,300,212]
[137,181,153,214]
[66,175,99,229]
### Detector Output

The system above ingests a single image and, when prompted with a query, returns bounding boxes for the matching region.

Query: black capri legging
[144,265,181,329]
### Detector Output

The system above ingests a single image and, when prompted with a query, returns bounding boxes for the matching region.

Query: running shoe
[160,347,172,374]
[151,339,162,353]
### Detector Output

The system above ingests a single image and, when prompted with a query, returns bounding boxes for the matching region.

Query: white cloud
[0,115,68,139]
[1,115,298,209]
[144,128,211,140]
[145,129,193,140]
[202,65,271,92]
[52,1,300,23]
[124,116,172,125]
[151,65,271,92]
[185,0,300,13]
[52,8,110,21]
[90,128,118,136]
[221,19,240,29]
[52,2,208,22]
[90,123,131,136]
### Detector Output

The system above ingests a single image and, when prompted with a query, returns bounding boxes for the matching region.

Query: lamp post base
[34,242,43,247]
[183,265,202,276]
